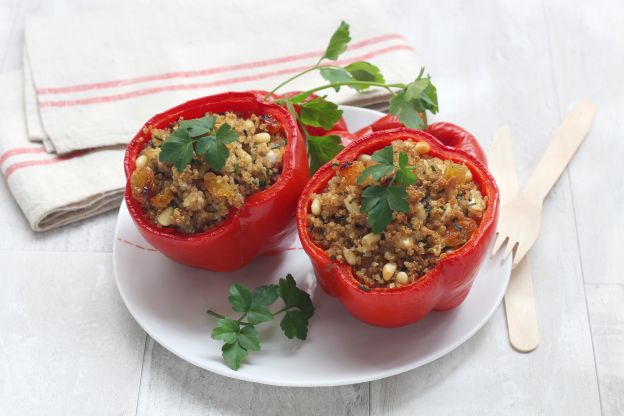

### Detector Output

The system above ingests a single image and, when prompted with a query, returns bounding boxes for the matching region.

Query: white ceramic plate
[113,106,511,387]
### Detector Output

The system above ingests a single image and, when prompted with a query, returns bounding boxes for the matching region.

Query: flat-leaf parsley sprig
[266,21,439,173]
[207,274,314,370]
[357,145,418,233]
[158,115,238,172]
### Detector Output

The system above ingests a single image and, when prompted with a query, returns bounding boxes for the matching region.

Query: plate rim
[113,105,510,387]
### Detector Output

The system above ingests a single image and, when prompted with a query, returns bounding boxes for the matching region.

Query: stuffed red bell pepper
[124,92,308,271]
[296,127,499,327]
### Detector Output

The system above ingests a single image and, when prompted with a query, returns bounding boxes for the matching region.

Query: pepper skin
[296,127,499,327]
[354,115,487,166]
[124,92,309,271]
[426,122,487,166]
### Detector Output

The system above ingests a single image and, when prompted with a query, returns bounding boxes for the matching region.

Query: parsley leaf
[221,342,247,370]
[280,310,310,340]
[308,135,344,173]
[238,326,261,351]
[278,274,314,319]
[195,123,238,171]
[211,318,240,344]
[299,97,343,130]
[405,75,438,113]
[361,185,409,233]
[159,117,238,172]
[178,115,216,138]
[246,284,279,324]
[395,153,417,186]
[389,71,439,130]
[278,274,314,339]
[372,145,395,165]
[357,164,394,184]
[344,61,385,90]
[227,283,253,313]
[356,145,417,232]
[159,129,194,173]
[357,146,395,184]
[389,90,426,130]
[323,21,351,60]
[319,67,353,91]
[207,276,315,370]
[252,284,280,307]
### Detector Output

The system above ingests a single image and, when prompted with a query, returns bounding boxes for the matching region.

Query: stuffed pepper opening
[306,139,488,289]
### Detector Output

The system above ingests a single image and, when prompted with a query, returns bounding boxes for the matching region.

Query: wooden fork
[492,100,596,267]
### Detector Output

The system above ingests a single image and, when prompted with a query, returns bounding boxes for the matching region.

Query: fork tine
[512,243,530,269]
[502,239,517,262]
[491,233,507,257]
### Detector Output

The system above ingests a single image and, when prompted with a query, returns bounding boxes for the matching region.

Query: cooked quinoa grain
[307,139,487,288]
[130,112,286,233]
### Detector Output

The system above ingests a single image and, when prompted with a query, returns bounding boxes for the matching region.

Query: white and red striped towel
[2,0,423,231]
[0,72,125,231]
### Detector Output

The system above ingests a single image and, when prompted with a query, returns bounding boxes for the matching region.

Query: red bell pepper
[296,127,499,327]
[353,114,403,137]
[354,115,487,166]
[426,122,487,166]
[124,92,309,271]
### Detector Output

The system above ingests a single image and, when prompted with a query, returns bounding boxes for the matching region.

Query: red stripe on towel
[3,149,91,179]
[38,44,414,108]
[0,147,45,166]
[36,34,407,95]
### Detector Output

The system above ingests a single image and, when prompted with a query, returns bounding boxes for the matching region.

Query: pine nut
[396,271,409,285]
[401,237,413,248]
[253,132,271,143]
[362,233,381,245]
[243,120,255,131]
[357,154,371,162]
[382,262,397,281]
[415,141,431,154]
[311,198,321,216]
[465,168,473,181]
[343,248,357,265]
[266,150,276,166]
[344,196,359,214]
[135,155,148,168]
[157,207,174,226]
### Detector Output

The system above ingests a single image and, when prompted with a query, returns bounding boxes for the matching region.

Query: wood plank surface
[0,252,146,416]
[586,284,624,415]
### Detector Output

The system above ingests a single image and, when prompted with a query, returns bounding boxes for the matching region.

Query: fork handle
[522,100,596,202]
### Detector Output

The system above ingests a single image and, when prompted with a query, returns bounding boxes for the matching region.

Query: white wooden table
[1,1,622,415]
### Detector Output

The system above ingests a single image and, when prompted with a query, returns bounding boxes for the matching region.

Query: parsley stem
[265,67,320,99]
[274,81,406,104]
[206,310,225,320]
[272,306,293,315]
[206,309,254,326]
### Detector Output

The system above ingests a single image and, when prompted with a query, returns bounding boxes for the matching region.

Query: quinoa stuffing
[130,112,286,233]
[307,139,487,288]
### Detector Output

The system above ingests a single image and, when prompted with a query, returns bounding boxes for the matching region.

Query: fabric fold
[0,72,125,231]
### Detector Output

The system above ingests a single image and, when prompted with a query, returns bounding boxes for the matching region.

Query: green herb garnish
[307,135,344,173]
[207,274,314,370]
[357,145,417,233]
[158,115,238,172]
[266,21,439,173]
